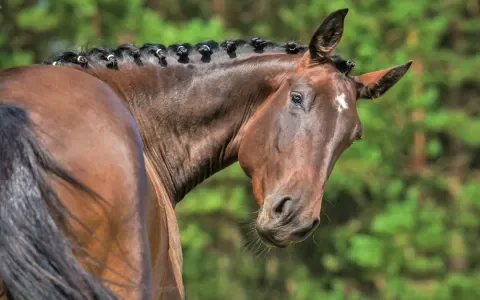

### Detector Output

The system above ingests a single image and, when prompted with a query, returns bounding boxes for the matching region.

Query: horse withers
[0,8,411,300]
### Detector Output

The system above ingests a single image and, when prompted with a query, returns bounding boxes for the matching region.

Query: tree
[1,0,478,299]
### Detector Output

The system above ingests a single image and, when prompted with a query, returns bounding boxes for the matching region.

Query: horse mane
[42,37,355,74]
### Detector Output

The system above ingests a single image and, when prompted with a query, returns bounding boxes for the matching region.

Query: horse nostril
[272,196,293,218]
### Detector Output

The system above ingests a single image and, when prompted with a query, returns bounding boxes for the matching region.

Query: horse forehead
[306,67,349,90]
[332,92,348,112]
[331,79,355,112]
[306,71,353,110]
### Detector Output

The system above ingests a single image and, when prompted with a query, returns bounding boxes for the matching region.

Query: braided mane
[43,37,355,74]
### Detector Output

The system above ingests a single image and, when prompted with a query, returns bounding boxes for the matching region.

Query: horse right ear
[354,61,413,99]
[309,8,348,60]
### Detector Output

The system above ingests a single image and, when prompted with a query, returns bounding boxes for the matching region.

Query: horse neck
[84,55,299,204]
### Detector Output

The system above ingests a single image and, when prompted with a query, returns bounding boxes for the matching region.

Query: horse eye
[290,92,303,105]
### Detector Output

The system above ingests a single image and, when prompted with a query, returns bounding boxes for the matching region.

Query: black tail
[0,103,119,300]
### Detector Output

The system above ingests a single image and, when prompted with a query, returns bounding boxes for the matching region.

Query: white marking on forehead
[334,92,348,112]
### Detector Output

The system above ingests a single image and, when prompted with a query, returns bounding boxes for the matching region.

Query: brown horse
[0,8,411,300]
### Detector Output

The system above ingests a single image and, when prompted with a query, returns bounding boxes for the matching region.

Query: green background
[1,0,479,299]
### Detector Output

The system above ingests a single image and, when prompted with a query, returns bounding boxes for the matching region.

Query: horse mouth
[256,230,291,248]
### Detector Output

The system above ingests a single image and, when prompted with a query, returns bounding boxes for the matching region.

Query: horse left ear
[309,8,349,60]
[297,8,349,71]
[354,61,413,100]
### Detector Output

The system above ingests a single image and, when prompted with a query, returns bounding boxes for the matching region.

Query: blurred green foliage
[1,0,479,299]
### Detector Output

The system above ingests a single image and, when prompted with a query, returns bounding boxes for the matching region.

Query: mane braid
[42,37,355,75]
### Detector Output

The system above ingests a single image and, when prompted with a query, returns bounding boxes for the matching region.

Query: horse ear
[354,61,413,100]
[309,8,349,60]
